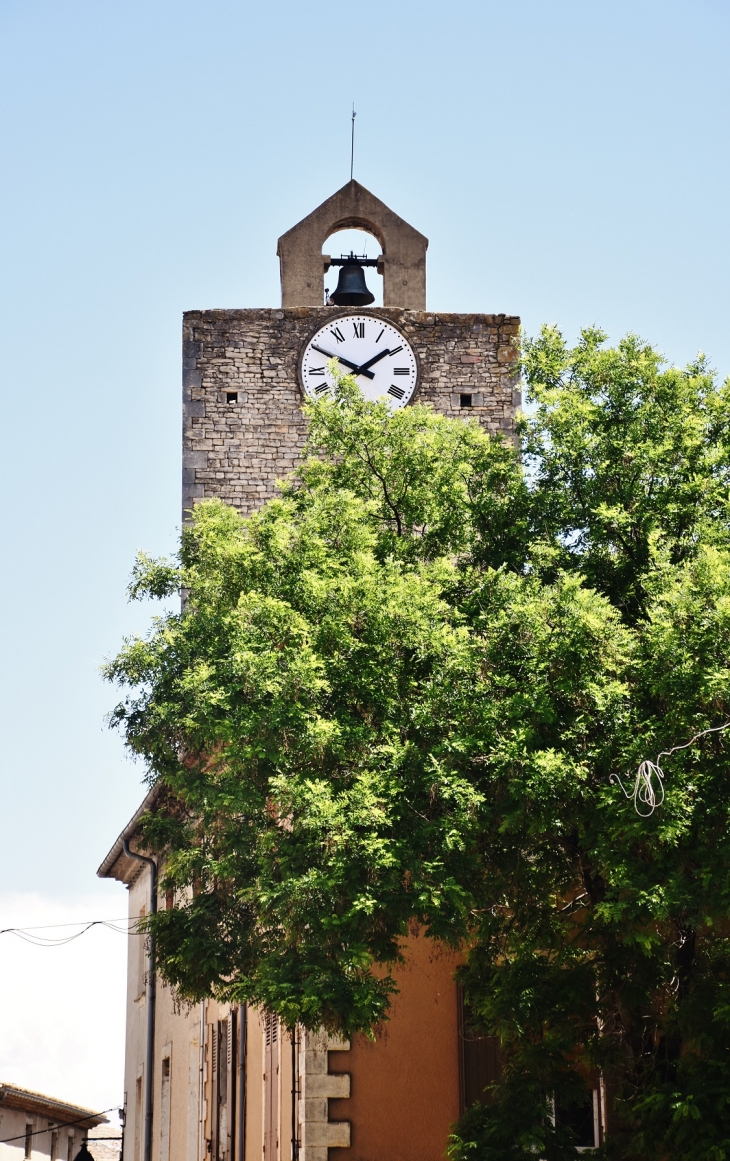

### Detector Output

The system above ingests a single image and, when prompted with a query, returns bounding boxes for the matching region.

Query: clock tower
[182,179,520,522]
[103,180,523,1161]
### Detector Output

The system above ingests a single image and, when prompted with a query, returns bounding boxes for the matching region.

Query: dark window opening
[226,392,238,404]
[555,1092,597,1148]
[458,990,501,1112]
[460,393,472,409]
[24,1125,32,1159]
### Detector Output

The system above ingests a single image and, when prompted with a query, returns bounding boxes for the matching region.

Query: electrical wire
[0,924,131,1142]
[611,721,730,816]
[0,918,142,946]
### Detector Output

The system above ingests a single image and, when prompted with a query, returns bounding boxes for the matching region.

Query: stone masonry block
[300,1098,328,1122]
[301,1149,327,1161]
[305,1123,351,1149]
[186,450,209,468]
[304,1073,350,1099]
[301,1049,328,1075]
[326,1035,350,1051]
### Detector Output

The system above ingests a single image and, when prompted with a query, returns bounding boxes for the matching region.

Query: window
[66,1134,75,1161]
[24,1124,33,1159]
[51,1131,59,1161]
[226,392,238,404]
[160,1055,172,1161]
[458,991,500,1111]
[135,905,147,999]
[555,1090,601,1150]
[460,393,473,409]
[135,1074,143,1161]
[211,1017,237,1161]
[263,1012,279,1161]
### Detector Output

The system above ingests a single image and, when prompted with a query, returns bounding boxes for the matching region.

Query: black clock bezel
[297,310,421,406]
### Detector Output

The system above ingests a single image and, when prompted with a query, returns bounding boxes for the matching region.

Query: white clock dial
[299,315,418,409]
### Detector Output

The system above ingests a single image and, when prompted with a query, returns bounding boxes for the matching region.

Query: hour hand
[355,348,395,375]
[311,344,375,380]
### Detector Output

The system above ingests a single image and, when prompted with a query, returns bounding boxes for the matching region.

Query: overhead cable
[0,918,141,947]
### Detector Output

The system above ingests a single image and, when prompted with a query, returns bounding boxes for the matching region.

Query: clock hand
[311,344,375,380]
[354,347,396,375]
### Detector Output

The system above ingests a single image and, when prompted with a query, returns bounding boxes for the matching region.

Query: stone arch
[323,216,385,249]
[277,180,428,309]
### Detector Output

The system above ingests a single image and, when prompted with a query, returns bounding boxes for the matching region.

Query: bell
[329,254,375,306]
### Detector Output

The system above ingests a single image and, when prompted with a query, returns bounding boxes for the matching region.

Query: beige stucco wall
[121,867,300,1161]
[122,870,201,1161]
[122,870,147,1161]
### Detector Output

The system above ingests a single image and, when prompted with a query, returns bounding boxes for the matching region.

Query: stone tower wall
[183,306,520,520]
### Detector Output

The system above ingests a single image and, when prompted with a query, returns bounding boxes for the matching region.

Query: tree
[105,332,730,1160]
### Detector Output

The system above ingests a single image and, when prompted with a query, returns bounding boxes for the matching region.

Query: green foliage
[106,336,730,1160]
[521,326,730,621]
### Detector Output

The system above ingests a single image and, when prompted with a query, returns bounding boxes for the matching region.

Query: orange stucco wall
[329,934,462,1161]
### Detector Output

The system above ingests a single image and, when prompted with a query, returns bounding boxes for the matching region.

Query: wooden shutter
[458,989,501,1112]
[227,1008,237,1161]
[211,1023,219,1161]
[263,1013,279,1161]
[235,1004,247,1161]
[220,1019,229,1158]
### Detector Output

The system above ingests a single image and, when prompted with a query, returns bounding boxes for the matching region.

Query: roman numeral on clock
[389,345,404,356]
[308,366,325,375]
[393,368,409,375]
[388,384,405,400]
[353,322,365,338]
[314,383,329,394]
[331,327,345,343]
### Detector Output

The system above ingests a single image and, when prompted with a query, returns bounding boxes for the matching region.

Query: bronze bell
[329,253,375,306]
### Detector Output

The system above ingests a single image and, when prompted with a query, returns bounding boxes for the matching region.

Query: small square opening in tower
[460,393,473,409]
[226,392,238,404]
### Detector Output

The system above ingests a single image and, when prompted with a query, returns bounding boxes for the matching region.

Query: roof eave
[0,1084,108,1127]
[96,782,163,883]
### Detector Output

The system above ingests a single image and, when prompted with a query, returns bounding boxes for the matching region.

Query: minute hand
[311,344,375,380]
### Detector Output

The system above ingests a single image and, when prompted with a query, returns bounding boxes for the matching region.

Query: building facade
[0,1083,107,1161]
[99,181,535,1161]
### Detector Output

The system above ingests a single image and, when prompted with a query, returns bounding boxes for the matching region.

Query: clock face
[299,315,418,408]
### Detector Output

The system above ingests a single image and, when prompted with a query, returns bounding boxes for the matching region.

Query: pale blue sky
[1,0,729,908]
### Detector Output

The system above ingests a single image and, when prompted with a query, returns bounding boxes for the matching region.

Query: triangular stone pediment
[277,180,428,309]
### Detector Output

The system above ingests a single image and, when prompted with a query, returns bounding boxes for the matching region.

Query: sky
[0,0,729,1116]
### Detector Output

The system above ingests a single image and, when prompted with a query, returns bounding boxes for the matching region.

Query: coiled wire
[611,721,730,816]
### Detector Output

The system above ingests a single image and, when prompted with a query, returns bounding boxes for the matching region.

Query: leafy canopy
[106,331,730,1160]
